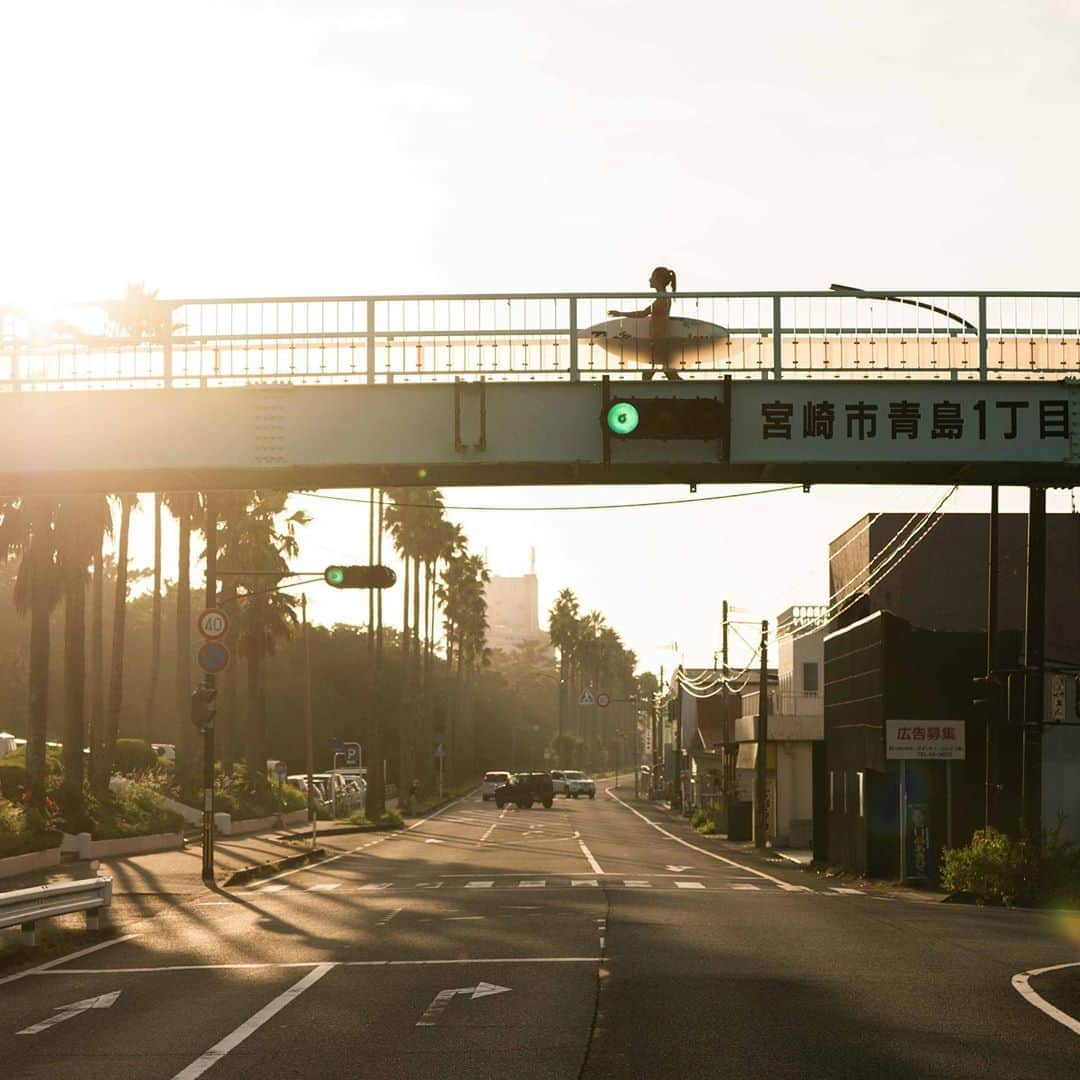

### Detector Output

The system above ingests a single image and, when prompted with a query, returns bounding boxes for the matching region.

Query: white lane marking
[308,883,341,892]
[1012,961,1080,1037]
[376,907,403,927]
[827,887,864,895]
[17,991,121,1035]
[415,882,443,889]
[358,883,392,891]
[0,934,140,988]
[674,881,706,890]
[247,791,476,889]
[578,839,604,875]
[518,880,546,888]
[571,879,599,887]
[415,982,512,1027]
[623,880,652,888]
[49,957,602,976]
[446,916,485,921]
[606,789,808,892]
[665,865,694,872]
[170,963,335,1079]
[731,884,761,891]
[464,880,494,888]
[424,839,444,844]
[257,884,289,893]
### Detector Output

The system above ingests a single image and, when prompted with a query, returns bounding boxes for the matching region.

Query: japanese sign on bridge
[732,382,1076,465]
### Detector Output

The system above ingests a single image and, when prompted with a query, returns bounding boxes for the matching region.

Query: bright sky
[3,1,1078,673]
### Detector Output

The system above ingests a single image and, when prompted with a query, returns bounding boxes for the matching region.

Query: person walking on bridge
[608,265,682,380]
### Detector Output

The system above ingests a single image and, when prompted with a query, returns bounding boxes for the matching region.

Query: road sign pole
[755,619,769,849]
[202,499,218,885]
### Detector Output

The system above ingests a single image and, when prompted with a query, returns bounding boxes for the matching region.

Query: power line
[293,485,804,514]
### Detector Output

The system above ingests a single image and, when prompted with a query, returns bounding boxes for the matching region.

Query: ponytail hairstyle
[652,266,677,293]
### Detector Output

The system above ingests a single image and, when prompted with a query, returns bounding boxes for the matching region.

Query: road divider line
[46,957,602,976]
[0,933,140,988]
[578,839,604,875]
[171,963,335,1080]
[605,789,807,892]
[1011,961,1080,1037]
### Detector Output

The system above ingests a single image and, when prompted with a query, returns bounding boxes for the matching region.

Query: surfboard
[580,315,730,368]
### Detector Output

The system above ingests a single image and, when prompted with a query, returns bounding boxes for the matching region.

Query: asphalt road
[2,784,1078,1078]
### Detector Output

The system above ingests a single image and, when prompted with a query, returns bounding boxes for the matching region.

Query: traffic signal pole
[755,619,769,849]
[202,499,218,885]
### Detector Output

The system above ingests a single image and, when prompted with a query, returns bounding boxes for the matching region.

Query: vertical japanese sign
[731,382,1077,464]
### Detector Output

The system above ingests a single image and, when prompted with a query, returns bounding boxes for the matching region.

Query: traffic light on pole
[603,397,726,440]
[323,565,398,589]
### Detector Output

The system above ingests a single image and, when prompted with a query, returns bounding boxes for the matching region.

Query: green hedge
[114,739,158,775]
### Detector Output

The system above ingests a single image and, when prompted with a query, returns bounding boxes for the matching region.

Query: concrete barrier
[0,846,61,882]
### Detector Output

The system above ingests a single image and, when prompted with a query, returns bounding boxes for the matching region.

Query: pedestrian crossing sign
[578,688,595,706]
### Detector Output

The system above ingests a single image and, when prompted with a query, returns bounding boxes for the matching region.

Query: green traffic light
[607,401,640,436]
[325,566,346,587]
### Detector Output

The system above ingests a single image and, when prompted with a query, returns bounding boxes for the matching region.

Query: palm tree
[547,588,582,767]
[220,492,308,779]
[97,492,138,789]
[54,496,111,816]
[0,497,60,804]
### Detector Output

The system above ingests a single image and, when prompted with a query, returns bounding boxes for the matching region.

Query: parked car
[482,771,511,800]
[551,770,596,799]
[494,772,554,809]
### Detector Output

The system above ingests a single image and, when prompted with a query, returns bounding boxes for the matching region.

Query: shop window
[803,662,819,694]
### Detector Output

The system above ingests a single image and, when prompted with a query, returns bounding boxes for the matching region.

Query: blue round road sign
[197,641,230,674]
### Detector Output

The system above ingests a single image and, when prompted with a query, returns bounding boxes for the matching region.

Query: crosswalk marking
[571,879,599,887]
[731,884,760,891]
[624,880,652,888]
[415,882,443,889]
[258,884,288,893]
[518,880,546,888]
[674,881,706,890]
[465,880,494,888]
[308,883,341,892]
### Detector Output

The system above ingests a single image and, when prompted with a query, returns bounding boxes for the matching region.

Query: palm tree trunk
[88,539,105,789]
[100,495,133,788]
[175,506,194,793]
[27,569,51,805]
[61,573,87,812]
[401,557,410,664]
[145,493,163,730]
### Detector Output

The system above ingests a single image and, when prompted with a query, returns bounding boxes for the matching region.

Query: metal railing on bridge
[4,290,1080,391]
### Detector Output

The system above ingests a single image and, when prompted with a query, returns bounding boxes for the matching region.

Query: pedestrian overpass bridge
[1,289,1077,492]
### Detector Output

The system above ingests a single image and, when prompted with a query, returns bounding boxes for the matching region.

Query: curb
[223,847,329,888]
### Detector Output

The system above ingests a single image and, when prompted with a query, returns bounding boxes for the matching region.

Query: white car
[550,770,596,799]
[481,771,511,801]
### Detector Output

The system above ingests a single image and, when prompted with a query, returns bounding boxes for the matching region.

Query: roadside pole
[985,486,999,829]
[1022,486,1047,849]
[755,619,769,849]
[201,499,218,885]
[672,674,683,812]
[303,594,316,851]
[634,713,640,799]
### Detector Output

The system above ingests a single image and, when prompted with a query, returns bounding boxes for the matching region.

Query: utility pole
[672,671,683,812]
[1022,487,1047,847]
[755,619,769,849]
[984,486,999,829]
[201,498,217,884]
[634,709,640,799]
[303,594,316,851]
[722,600,729,676]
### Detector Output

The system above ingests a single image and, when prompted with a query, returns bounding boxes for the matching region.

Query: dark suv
[494,772,555,809]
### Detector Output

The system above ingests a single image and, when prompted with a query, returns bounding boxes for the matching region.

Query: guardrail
[0,876,112,946]
[3,291,1080,389]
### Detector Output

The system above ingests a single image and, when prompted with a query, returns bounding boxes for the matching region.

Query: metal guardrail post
[772,295,783,380]
[568,297,579,382]
[366,299,376,385]
[978,294,988,380]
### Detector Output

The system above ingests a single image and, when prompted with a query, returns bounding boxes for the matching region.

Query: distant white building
[485,549,548,653]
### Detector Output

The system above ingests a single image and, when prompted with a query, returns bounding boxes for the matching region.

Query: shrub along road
[0,786,1077,1078]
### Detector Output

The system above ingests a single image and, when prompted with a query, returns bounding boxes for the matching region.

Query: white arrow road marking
[416,982,512,1027]
[665,865,694,872]
[18,991,121,1035]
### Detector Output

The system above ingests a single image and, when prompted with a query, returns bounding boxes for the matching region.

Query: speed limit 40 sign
[197,608,230,640]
